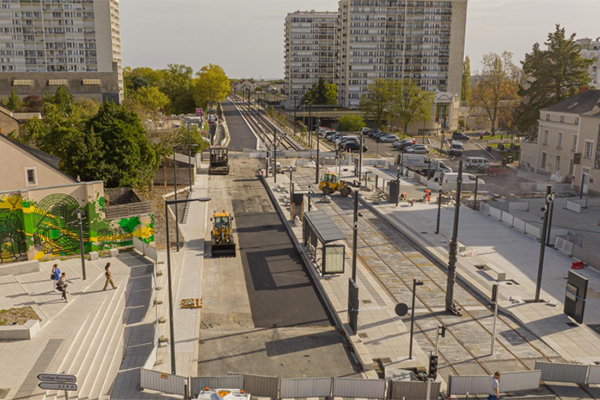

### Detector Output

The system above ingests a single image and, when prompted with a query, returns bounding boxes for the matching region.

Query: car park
[482,164,518,177]
[372,131,387,139]
[405,144,429,154]
[329,132,344,142]
[368,129,381,137]
[337,136,358,146]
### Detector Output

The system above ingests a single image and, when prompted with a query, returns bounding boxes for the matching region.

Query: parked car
[397,140,417,150]
[342,141,368,152]
[449,141,464,156]
[336,135,358,146]
[329,133,344,142]
[324,131,337,140]
[368,129,381,137]
[415,168,436,179]
[361,127,371,135]
[372,131,387,139]
[452,131,470,141]
[405,144,429,154]
[482,164,518,177]
[378,134,399,143]
[466,157,491,170]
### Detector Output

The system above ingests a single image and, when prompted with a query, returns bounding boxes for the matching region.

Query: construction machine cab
[210,210,236,257]
[319,172,352,197]
[209,146,230,175]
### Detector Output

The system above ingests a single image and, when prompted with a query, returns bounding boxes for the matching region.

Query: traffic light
[428,354,439,380]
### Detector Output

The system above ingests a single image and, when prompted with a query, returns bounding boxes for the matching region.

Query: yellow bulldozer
[319,172,353,197]
[210,210,236,257]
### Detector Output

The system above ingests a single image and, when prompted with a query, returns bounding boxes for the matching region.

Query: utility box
[388,180,400,204]
[565,270,588,324]
[292,190,307,221]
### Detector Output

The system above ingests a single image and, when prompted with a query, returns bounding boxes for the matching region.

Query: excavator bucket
[211,238,236,257]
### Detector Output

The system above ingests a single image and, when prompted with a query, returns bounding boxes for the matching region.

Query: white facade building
[284,10,338,109]
[0,0,123,101]
[576,37,600,89]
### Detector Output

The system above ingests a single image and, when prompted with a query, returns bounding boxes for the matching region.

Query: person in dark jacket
[57,272,72,302]
[51,264,60,292]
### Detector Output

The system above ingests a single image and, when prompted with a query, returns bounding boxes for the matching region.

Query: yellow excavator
[211,210,236,257]
[319,172,353,197]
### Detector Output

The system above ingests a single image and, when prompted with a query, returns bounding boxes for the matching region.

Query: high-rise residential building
[284,10,338,109]
[576,38,600,89]
[0,0,123,103]
[337,0,467,131]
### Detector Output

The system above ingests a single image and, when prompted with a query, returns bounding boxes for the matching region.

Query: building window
[541,152,547,169]
[584,140,594,159]
[557,132,563,148]
[25,167,37,187]
[546,114,550,121]
[572,134,578,152]
[543,130,549,145]
[575,117,580,125]
[555,155,561,173]
[560,115,565,123]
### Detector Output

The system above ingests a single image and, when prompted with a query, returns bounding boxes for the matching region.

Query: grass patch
[0,306,41,326]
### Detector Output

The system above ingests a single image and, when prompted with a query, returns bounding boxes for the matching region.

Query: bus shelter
[302,211,346,275]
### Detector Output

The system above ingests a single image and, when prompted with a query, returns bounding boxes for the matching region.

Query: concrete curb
[259,175,374,373]
[476,143,497,160]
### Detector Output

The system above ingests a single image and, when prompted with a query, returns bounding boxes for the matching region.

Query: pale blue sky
[120,0,600,78]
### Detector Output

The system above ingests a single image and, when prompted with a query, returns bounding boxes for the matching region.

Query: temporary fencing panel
[241,374,279,398]
[280,377,332,398]
[190,376,244,397]
[388,380,441,400]
[499,370,541,392]
[535,361,589,384]
[332,378,386,399]
[566,200,582,213]
[490,206,502,220]
[139,369,187,396]
[447,375,489,395]
[525,223,541,239]
[501,211,514,226]
[480,202,491,215]
[555,236,574,256]
[587,365,600,385]
[513,217,526,233]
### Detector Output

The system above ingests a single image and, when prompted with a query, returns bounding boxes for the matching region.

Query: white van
[450,141,464,156]
[466,157,491,170]
[439,172,483,191]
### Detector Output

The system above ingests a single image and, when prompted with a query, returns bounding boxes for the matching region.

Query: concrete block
[109,248,119,257]
[89,251,99,261]
[0,319,40,340]
[0,260,39,277]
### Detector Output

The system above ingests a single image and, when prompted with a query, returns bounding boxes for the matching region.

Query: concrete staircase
[38,261,135,400]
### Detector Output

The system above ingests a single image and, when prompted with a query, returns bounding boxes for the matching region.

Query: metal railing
[105,201,152,220]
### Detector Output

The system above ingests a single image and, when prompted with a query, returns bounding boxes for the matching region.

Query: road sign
[395,303,408,317]
[37,374,76,383]
[38,382,77,391]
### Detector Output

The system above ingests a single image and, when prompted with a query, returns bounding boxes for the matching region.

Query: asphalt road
[222,100,257,151]
[198,159,358,377]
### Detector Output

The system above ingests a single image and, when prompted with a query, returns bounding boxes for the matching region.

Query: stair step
[74,285,130,399]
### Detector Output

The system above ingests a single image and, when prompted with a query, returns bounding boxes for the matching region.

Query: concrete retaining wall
[0,260,39,276]
[0,319,40,340]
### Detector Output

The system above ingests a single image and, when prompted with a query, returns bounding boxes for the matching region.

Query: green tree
[3,90,23,112]
[44,86,75,113]
[22,95,44,113]
[389,79,434,134]
[462,56,471,102]
[470,52,520,134]
[192,64,231,109]
[338,115,366,132]
[87,102,156,188]
[360,79,391,128]
[302,78,337,105]
[160,64,195,114]
[130,86,170,112]
[515,25,594,137]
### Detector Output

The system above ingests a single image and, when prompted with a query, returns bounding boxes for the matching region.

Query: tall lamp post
[273,128,278,183]
[445,161,463,315]
[410,279,424,359]
[77,209,86,280]
[535,186,554,302]
[165,197,211,375]
[315,118,321,184]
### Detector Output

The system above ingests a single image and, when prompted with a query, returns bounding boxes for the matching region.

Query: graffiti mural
[0,189,154,264]
[0,193,27,264]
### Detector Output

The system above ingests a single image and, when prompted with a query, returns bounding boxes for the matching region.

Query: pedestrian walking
[103,263,117,291]
[50,264,60,292]
[488,371,500,400]
[56,272,72,302]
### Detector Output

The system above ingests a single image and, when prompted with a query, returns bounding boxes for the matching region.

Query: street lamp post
[307,186,313,212]
[436,189,442,234]
[445,161,463,315]
[351,191,359,283]
[315,118,321,184]
[165,197,211,375]
[172,154,180,252]
[77,209,86,280]
[358,132,364,185]
[410,279,424,359]
[535,186,553,302]
[473,177,479,210]
[273,129,278,183]
[308,104,313,149]
[546,199,555,246]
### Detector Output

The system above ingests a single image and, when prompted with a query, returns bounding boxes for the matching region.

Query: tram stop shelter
[302,210,346,275]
